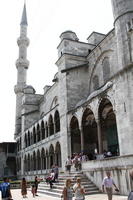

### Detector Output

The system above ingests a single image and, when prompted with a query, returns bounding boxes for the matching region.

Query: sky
[0,0,114,142]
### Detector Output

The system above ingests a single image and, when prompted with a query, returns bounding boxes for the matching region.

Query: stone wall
[82,154,133,195]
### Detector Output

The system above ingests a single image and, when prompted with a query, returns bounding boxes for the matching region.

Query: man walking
[0,177,12,200]
[102,171,119,200]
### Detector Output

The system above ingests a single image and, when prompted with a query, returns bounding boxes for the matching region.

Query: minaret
[111,0,133,68]
[14,3,29,138]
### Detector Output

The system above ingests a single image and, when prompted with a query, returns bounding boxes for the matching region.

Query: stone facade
[15,0,133,195]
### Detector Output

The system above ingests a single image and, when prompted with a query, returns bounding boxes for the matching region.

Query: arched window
[33,151,36,170]
[28,131,30,146]
[25,134,27,148]
[70,116,81,154]
[37,150,41,170]
[102,57,110,83]
[55,142,62,167]
[45,122,48,138]
[41,121,45,140]
[48,115,54,136]
[54,111,60,133]
[33,127,36,144]
[28,154,30,171]
[93,75,99,90]
[37,124,41,142]
[49,145,54,167]
[41,148,46,170]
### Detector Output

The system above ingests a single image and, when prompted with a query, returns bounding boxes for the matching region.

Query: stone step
[40,181,93,186]
[38,172,100,198]
[39,184,97,189]
[38,188,99,198]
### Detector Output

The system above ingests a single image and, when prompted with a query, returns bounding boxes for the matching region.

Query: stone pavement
[2,189,128,200]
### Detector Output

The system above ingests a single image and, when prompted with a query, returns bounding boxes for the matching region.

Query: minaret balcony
[16,58,29,69]
[17,37,30,46]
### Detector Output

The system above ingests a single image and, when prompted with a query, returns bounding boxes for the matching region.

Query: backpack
[0,182,10,198]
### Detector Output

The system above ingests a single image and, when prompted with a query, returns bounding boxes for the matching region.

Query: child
[31,184,36,197]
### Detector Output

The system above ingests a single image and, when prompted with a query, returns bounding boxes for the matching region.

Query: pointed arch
[37,149,41,170]
[33,151,36,170]
[49,144,55,168]
[82,108,98,159]
[48,115,54,136]
[28,154,30,171]
[54,110,60,133]
[28,131,30,146]
[70,116,81,154]
[98,98,119,156]
[37,124,41,142]
[41,120,45,140]
[55,142,62,167]
[41,148,46,170]
[45,122,48,138]
[33,127,36,144]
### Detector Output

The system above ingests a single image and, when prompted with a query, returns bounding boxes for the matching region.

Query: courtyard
[3,189,128,200]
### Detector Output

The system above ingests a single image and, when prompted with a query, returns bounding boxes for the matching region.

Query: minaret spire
[14,3,30,137]
[20,2,28,26]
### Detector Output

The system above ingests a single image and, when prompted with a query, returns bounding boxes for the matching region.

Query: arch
[33,151,36,170]
[70,116,81,154]
[30,155,33,171]
[45,122,48,138]
[33,127,36,144]
[37,124,41,142]
[49,144,55,168]
[48,115,54,136]
[54,110,60,133]
[98,98,119,156]
[82,108,98,159]
[41,120,45,140]
[55,142,62,167]
[28,154,30,171]
[37,150,41,170]
[28,131,30,146]
[24,134,27,148]
[102,57,110,83]
[50,96,58,109]
[41,148,46,170]
[24,155,27,173]
[89,50,113,93]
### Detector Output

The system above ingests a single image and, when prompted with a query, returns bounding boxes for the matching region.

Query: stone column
[79,126,84,152]
[96,119,103,154]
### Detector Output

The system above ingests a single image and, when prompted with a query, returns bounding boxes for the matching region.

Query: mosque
[14,0,133,195]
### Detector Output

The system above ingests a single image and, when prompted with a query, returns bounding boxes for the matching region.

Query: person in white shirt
[73,178,85,200]
[102,171,119,200]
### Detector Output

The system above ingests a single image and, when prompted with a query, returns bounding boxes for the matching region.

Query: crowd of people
[0,166,132,200]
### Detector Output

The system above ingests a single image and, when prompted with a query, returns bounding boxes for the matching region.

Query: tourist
[54,164,59,182]
[65,156,72,174]
[0,177,12,200]
[62,179,73,200]
[34,176,39,196]
[31,184,36,198]
[21,177,27,198]
[73,178,85,200]
[102,171,119,200]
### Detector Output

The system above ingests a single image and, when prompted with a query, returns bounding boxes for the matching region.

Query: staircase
[37,172,100,198]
